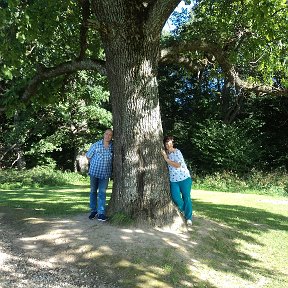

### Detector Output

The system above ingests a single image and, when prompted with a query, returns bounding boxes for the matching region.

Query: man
[86,129,113,221]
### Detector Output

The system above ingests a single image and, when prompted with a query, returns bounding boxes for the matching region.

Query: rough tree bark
[90,0,181,226]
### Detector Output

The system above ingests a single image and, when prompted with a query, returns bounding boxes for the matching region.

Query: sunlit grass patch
[0,168,115,216]
[191,190,288,288]
[0,186,90,215]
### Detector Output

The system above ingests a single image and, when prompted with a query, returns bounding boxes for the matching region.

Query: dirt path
[0,207,194,288]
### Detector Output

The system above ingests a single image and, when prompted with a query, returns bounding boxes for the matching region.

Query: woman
[161,136,193,226]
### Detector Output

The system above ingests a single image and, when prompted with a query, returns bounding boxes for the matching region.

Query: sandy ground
[0,207,195,288]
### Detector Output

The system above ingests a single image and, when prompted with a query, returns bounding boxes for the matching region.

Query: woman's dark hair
[163,135,174,145]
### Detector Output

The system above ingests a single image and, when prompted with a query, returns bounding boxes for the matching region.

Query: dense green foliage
[0,0,112,170]
[0,166,88,189]
[158,64,288,173]
[1,0,287,175]
[171,0,288,88]
[159,0,288,173]
[1,168,287,197]
[193,169,288,197]
[1,71,111,169]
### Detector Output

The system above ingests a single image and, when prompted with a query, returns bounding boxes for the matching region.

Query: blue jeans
[170,177,193,220]
[89,176,109,215]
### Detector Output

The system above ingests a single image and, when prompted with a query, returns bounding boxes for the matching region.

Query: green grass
[0,185,90,215]
[80,190,287,288]
[0,183,113,216]
[0,168,113,215]
[191,190,288,288]
[0,169,288,287]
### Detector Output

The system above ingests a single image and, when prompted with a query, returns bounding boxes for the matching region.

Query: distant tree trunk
[13,111,26,170]
[221,78,244,124]
[91,1,178,226]
[76,151,89,173]
[73,148,78,173]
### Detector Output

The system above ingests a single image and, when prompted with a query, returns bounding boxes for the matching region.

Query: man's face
[104,129,113,142]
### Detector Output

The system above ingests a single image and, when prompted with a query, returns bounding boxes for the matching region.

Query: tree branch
[77,0,91,60]
[160,40,288,96]
[146,0,181,35]
[22,59,106,100]
[0,143,17,162]
[223,27,252,52]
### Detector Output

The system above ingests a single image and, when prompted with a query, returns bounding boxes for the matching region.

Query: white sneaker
[186,219,192,226]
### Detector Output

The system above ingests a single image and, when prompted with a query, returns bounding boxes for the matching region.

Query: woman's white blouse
[167,148,191,182]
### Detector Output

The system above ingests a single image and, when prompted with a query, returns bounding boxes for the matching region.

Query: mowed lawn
[0,185,287,288]
[191,190,288,288]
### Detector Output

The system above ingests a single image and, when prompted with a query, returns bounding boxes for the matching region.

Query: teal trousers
[170,177,193,220]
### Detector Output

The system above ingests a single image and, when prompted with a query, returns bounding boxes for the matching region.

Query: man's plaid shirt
[86,140,113,179]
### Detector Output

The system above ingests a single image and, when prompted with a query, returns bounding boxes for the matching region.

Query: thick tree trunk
[13,111,26,169]
[91,1,177,226]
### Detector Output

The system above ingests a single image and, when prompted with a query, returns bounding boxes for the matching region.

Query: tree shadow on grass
[194,199,288,231]
[0,185,90,215]
[191,199,288,283]
[0,193,287,287]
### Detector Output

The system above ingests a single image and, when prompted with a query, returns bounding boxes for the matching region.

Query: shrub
[0,167,88,189]
[193,169,288,197]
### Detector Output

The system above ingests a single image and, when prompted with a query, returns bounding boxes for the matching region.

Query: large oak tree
[1,0,287,226]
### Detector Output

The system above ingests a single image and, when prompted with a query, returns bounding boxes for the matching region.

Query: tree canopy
[1,0,287,225]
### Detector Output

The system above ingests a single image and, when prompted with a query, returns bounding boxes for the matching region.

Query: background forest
[1,2,287,287]
[0,0,287,182]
